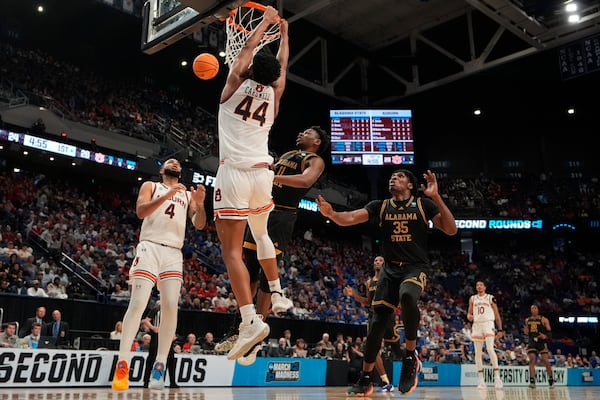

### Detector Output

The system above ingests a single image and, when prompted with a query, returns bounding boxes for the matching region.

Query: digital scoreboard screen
[330,109,414,166]
[0,130,138,171]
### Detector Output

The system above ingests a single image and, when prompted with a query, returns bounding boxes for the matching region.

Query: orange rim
[219,2,265,22]
[226,1,281,39]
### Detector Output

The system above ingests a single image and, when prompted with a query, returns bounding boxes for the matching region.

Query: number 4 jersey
[139,182,190,249]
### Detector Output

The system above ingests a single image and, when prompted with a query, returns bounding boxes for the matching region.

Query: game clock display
[330,109,414,166]
[1,130,138,171]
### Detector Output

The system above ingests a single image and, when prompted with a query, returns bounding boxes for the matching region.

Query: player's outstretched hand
[421,170,439,197]
[279,19,288,36]
[190,184,206,204]
[344,285,354,297]
[316,195,332,217]
[263,6,280,24]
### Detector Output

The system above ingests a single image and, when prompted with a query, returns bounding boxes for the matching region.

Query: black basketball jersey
[366,276,378,312]
[272,150,321,209]
[526,315,547,340]
[364,196,439,264]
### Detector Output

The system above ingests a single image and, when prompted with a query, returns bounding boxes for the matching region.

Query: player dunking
[213,5,292,361]
[317,169,457,396]
[112,158,207,390]
[231,126,328,365]
[467,280,503,389]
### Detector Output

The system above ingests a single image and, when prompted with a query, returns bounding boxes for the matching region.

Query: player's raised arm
[188,185,207,230]
[316,195,369,226]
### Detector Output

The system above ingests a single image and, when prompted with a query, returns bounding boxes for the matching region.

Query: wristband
[497,329,503,332]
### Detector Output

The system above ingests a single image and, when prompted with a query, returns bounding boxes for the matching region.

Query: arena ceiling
[7,0,599,107]
[277,0,600,105]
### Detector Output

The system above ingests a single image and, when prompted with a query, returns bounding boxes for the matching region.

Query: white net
[224,3,281,67]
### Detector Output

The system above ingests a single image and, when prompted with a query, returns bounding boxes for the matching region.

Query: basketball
[193,53,219,80]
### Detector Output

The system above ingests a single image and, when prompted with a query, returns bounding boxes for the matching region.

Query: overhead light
[565,2,578,13]
[565,1,580,23]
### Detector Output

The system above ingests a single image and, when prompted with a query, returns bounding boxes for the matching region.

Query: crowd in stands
[1,36,600,374]
[1,166,599,372]
[0,41,216,157]
[5,39,600,219]
[437,172,600,221]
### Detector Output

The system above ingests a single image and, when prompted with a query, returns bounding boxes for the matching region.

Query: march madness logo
[420,365,439,382]
[266,361,300,382]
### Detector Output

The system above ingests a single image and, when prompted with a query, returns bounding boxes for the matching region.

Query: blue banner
[392,362,462,386]
[232,358,326,386]
[567,368,600,386]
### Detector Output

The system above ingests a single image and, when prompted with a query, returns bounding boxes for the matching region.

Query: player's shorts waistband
[219,159,271,169]
[144,240,180,250]
[274,204,298,212]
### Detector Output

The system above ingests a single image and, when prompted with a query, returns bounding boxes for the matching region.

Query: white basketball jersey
[139,183,190,249]
[218,78,275,168]
[471,293,495,323]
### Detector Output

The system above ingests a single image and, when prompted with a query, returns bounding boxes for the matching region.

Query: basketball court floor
[0,386,596,400]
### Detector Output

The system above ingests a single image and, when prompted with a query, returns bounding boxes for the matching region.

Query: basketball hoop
[224,2,281,67]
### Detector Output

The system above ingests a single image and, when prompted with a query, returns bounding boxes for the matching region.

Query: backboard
[141,0,242,54]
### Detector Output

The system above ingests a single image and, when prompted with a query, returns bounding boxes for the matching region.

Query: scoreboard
[330,109,414,166]
[0,130,138,171]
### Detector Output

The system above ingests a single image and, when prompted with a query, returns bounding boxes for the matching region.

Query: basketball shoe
[529,378,536,388]
[271,291,293,314]
[215,334,239,353]
[347,371,373,396]
[377,383,395,392]
[398,350,421,394]
[111,359,129,391]
[237,342,262,366]
[148,361,165,390]
[226,315,269,360]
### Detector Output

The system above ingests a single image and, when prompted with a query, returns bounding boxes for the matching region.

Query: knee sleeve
[157,279,181,311]
[399,283,421,341]
[118,278,154,360]
[486,337,499,368]
[248,213,276,260]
